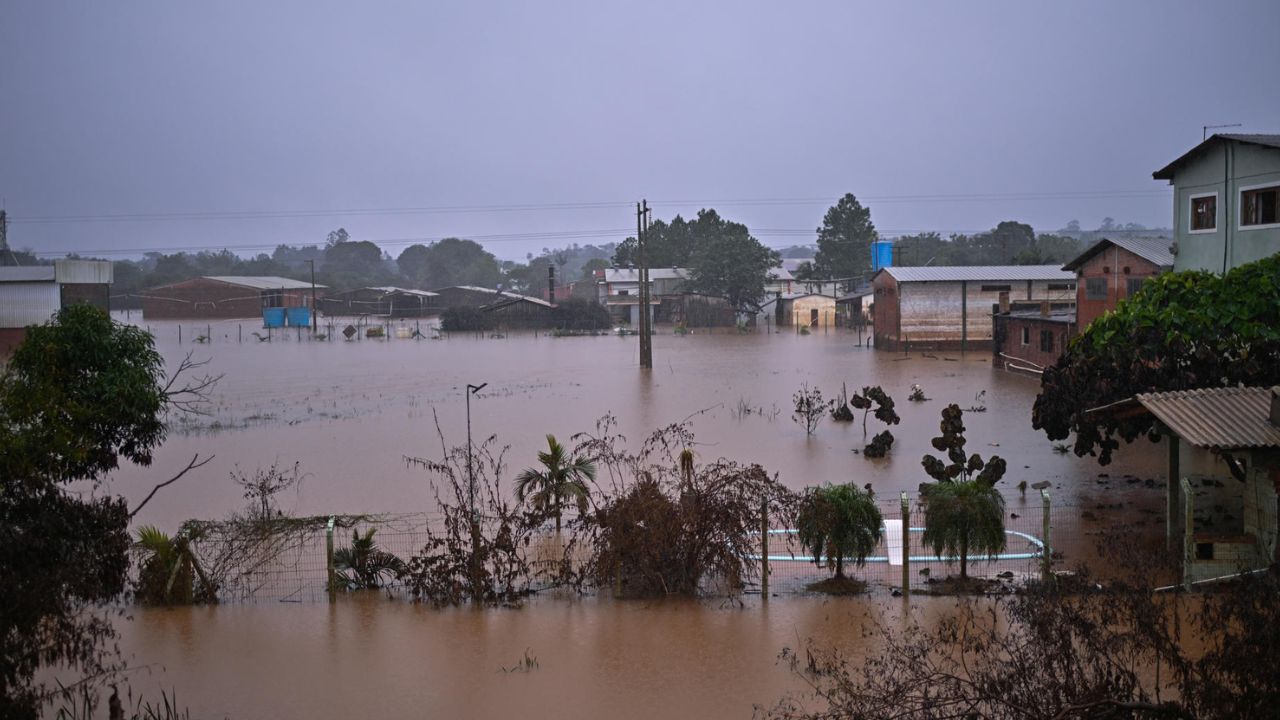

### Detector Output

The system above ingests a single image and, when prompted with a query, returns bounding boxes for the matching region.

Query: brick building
[142,276,321,319]
[1062,236,1174,328]
[1,260,113,354]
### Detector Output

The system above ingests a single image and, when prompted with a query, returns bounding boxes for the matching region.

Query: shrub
[550,298,611,331]
[440,305,496,332]
[796,484,883,581]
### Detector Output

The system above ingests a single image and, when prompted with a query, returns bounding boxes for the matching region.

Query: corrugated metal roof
[436,285,553,307]
[1062,236,1175,271]
[875,265,1075,283]
[1136,386,1280,450]
[205,275,322,290]
[55,259,113,284]
[0,281,60,327]
[368,286,438,297]
[603,268,688,282]
[767,267,795,281]
[0,267,56,283]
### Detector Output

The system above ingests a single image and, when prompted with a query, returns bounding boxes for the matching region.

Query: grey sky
[2,0,1277,262]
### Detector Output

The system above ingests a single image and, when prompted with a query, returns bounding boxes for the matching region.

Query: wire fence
[175,491,1095,605]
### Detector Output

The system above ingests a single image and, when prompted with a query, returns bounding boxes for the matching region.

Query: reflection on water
[102,317,1166,718]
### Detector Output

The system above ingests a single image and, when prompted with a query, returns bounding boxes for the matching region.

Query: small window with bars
[1039,330,1054,353]
[1085,278,1107,300]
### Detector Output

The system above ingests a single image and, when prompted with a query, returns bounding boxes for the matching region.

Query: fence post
[1040,489,1052,583]
[760,497,769,600]
[326,516,336,603]
[1180,478,1194,591]
[901,491,910,598]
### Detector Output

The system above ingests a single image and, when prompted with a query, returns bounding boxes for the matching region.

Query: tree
[322,239,390,290]
[1033,254,1280,464]
[812,194,877,280]
[333,529,405,591]
[399,238,501,290]
[920,404,1007,581]
[514,434,597,532]
[685,210,781,312]
[0,305,210,718]
[795,484,883,581]
[792,384,829,435]
[550,298,612,331]
[848,386,900,458]
[324,227,350,248]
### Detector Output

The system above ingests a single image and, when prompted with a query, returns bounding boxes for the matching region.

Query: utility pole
[636,201,653,369]
[307,259,318,333]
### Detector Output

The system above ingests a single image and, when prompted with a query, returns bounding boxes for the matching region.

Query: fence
[171,490,1096,605]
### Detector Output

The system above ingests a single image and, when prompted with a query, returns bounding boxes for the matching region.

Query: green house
[1153,134,1280,273]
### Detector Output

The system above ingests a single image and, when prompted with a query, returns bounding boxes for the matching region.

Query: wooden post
[1167,434,1180,552]
[1041,489,1052,582]
[326,516,337,603]
[901,491,910,598]
[1181,478,1194,591]
[760,497,769,600]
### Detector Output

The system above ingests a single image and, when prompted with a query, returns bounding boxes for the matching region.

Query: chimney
[1270,387,1280,428]
[1040,300,1050,318]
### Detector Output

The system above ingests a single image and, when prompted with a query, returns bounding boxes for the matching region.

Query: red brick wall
[871,274,900,349]
[1075,247,1164,329]
[142,278,313,319]
[994,315,1076,372]
[0,327,27,356]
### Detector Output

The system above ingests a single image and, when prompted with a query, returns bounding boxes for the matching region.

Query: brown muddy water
[99,315,1166,719]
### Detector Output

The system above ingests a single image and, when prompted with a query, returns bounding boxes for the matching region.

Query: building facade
[1062,237,1173,329]
[1153,134,1280,273]
[1,260,114,353]
[142,276,321,319]
[871,265,1075,352]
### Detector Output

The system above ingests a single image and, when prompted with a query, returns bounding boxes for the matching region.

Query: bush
[795,484,882,581]
[550,298,612,331]
[440,305,496,332]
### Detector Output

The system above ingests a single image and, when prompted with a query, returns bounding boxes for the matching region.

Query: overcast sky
[2,1,1277,262]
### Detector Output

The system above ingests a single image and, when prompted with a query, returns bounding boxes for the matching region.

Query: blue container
[262,307,286,328]
[286,307,311,327]
[872,241,894,271]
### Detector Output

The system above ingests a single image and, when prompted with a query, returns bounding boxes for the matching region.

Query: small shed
[142,276,323,319]
[322,287,439,318]
[1119,387,1280,585]
[433,286,555,329]
[775,293,838,328]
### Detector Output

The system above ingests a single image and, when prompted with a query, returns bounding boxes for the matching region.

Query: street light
[465,382,488,517]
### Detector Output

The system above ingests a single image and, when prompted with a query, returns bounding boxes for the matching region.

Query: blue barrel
[263,307,286,328]
[286,307,311,327]
[872,241,894,271]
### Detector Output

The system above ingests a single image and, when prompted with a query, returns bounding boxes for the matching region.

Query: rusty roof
[1135,386,1280,450]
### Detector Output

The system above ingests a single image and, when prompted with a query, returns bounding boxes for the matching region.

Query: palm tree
[795,484,883,580]
[333,528,405,590]
[921,480,1006,580]
[134,526,216,604]
[514,434,597,531]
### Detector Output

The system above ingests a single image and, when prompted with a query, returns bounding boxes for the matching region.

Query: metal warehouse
[871,265,1076,352]
[1,260,114,354]
[142,276,323,319]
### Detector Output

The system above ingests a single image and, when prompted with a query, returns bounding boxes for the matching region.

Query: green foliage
[0,306,172,717]
[333,529,406,591]
[891,224,1090,267]
[514,434,597,531]
[398,238,502,290]
[848,385,900,455]
[920,404,1007,580]
[863,430,895,458]
[321,238,393,291]
[1033,253,1280,464]
[796,484,883,580]
[812,193,878,279]
[440,305,497,332]
[550,298,611,331]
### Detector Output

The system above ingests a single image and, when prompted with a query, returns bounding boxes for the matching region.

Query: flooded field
[103,316,1166,719]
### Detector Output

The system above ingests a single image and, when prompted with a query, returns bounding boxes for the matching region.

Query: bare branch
[161,351,222,417]
[129,453,214,518]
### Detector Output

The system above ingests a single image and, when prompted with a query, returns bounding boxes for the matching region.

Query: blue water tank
[263,307,286,328]
[872,241,894,271]
[286,307,311,327]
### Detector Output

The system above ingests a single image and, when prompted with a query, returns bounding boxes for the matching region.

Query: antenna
[1203,123,1242,141]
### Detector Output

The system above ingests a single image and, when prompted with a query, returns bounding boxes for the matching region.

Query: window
[981,284,1011,292]
[1039,330,1054,353]
[617,290,629,296]
[1047,283,1076,291]
[1085,278,1107,300]
[1126,277,1146,297]
[1241,184,1280,228]
[1189,193,1217,232]
[1020,327,1030,346]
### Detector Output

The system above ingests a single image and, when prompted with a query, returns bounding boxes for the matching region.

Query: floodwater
[99,315,1166,719]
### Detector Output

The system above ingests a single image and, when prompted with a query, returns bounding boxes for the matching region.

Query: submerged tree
[514,434,597,532]
[333,529,405,591]
[850,386,900,457]
[792,384,830,435]
[920,404,1007,581]
[795,484,883,583]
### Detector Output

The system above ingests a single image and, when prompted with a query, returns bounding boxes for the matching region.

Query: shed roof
[1062,236,1175,272]
[367,286,439,297]
[603,268,689,283]
[767,267,795,281]
[1135,386,1280,450]
[205,276,322,290]
[436,285,553,307]
[0,266,56,283]
[1153,134,1280,180]
[873,265,1075,283]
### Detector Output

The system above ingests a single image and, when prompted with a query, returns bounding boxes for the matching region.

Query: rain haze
[3,0,1278,259]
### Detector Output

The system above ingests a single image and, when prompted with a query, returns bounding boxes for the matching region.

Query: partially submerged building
[1109,387,1280,585]
[872,265,1075,352]
[1153,133,1280,274]
[322,287,439,317]
[142,276,322,319]
[433,286,555,329]
[1,260,114,353]
[597,268,687,325]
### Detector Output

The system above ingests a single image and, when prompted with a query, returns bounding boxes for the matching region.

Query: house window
[1241,184,1280,227]
[1126,277,1146,297]
[1085,278,1107,300]
[1039,330,1054,353]
[1189,193,1217,232]
[617,290,629,296]
[1047,283,1075,291]
[980,284,1011,292]
[1020,327,1030,346]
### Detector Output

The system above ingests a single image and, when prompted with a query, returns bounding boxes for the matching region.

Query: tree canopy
[811,193,877,280]
[1033,253,1280,464]
[397,238,502,290]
